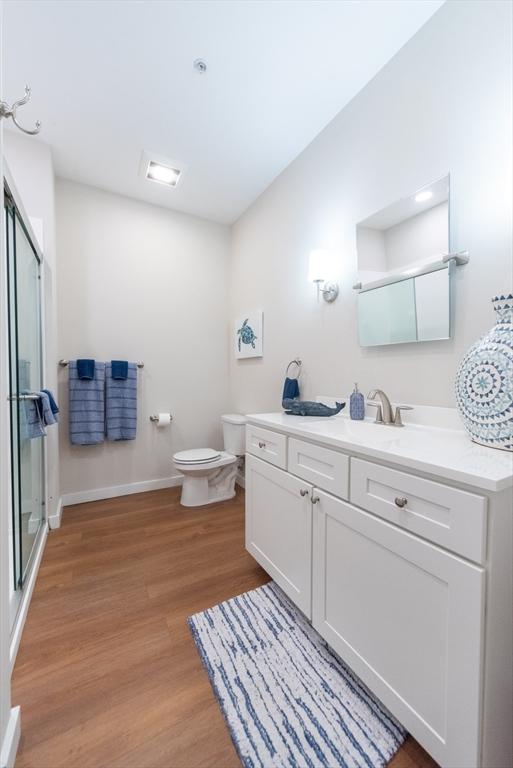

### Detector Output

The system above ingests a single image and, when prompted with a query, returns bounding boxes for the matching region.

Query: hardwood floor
[13,487,438,768]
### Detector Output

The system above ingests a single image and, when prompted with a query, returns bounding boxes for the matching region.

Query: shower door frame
[3,163,49,662]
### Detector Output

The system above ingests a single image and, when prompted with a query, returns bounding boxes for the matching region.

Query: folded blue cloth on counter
[77,359,95,380]
[105,362,137,441]
[41,388,59,418]
[111,360,128,380]
[69,361,105,445]
[282,376,300,406]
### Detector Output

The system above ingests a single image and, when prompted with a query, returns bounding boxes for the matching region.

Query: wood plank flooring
[13,487,438,768]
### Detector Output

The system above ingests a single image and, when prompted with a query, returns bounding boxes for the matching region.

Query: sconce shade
[308,249,337,283]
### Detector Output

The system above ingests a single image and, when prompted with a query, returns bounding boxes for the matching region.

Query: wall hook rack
[0,85,41,135]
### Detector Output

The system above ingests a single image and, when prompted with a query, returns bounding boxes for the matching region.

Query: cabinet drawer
[288,438,349,499]
[246,425,287,469]
[350,458,487,564]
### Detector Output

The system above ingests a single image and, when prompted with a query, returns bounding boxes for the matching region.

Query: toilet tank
[221,414,247,455]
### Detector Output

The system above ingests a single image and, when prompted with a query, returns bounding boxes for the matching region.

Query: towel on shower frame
[69,360,106,445]
[105,362,137,440]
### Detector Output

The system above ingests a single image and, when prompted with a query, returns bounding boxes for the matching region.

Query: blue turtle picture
[237,318,257,351]
[235,311,263,358]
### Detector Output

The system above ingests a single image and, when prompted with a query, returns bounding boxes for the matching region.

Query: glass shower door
[5,183,45,594]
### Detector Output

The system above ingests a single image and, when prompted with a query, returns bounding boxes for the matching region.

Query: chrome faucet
[367,389,413,427]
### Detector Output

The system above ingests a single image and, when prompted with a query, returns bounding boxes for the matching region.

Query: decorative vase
[455,294,513,451]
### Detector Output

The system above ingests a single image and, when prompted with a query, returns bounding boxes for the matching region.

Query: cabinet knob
[395,496,408,508]
[311,495,320,504]
[258,441,266,449]
[299,489,309,497]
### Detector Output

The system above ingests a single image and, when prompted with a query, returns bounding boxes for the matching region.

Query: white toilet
[172,414,246,507]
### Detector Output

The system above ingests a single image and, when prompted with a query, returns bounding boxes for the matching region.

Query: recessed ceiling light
[146,160,181,187]
[138,151,186,189]
[415,190,433,203]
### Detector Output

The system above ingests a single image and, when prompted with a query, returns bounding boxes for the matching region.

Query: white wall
[384,201,448,271]
[229,0,512,413]
[0,8,20,766]
[56,180,231,498]
[3,132,60,527]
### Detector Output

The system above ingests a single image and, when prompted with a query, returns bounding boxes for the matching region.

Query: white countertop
[246,412,513,492]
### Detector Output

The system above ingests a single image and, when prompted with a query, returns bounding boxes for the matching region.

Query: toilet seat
[173,450,236,472]
[173,448,221,465]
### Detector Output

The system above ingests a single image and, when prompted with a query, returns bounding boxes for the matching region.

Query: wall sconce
[308,249,339,303]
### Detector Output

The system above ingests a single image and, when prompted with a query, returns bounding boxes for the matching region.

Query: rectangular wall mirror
[355,175,451,347]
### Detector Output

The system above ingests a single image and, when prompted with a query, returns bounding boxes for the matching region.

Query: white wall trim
[10,524,48,672]
[48,497,63,530]
[61,475,183,507]
[0,706,20,768]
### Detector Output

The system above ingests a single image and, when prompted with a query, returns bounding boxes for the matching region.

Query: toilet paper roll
[156,413,171,427]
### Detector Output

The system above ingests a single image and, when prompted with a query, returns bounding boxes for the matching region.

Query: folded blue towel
[282,376,300,406]
[22,396,46,439]
[41,388,59,419]
[111,360,128,380]
[69,361,105,445]
[105,362,137,441]
[38,391,57,426]
[77,359,95,380]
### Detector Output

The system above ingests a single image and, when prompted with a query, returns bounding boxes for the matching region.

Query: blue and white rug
[188,582,406,768]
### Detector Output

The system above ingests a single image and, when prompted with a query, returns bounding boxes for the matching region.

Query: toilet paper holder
[150,413,173,423]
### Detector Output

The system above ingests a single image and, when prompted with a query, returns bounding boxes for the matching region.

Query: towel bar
[59,359,144,369]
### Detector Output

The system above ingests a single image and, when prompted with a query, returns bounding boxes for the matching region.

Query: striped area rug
[188,582,406,768]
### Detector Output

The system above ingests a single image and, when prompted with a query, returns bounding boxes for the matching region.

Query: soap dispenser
[350,383,365,421]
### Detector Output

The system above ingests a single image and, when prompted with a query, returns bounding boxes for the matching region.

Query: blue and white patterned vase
[455,294,513,451]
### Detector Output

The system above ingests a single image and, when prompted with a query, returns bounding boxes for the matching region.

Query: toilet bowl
[173,414,246,507]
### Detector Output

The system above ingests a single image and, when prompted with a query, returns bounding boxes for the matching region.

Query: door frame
[2,162,48,666]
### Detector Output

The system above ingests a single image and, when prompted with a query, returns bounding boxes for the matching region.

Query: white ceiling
[2,0,444,224]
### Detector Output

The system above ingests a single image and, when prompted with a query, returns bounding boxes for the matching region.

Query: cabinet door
[246,454,312,617]
[312,490,484,768]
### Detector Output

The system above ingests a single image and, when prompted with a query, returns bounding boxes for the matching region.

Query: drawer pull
[299,489,309,497]
[258,441,266,449]
[395,496,408,508]
[311,495,320,504]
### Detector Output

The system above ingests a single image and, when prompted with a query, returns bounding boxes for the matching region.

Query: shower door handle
[7,393,40,401]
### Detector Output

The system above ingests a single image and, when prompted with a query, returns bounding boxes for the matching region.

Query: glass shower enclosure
[4,180,45,625]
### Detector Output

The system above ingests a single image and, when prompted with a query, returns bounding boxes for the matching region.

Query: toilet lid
[174,448,221,464]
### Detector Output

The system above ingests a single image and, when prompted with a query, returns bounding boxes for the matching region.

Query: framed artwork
[234,311,263,359]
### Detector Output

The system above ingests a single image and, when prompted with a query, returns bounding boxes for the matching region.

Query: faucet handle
[393,405,413,427]
[366,400,384,424]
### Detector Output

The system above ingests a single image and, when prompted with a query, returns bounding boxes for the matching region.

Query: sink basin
[295,415,401,446]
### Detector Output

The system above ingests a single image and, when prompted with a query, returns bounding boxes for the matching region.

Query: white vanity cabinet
[245,454,313,616]
[312,489,484,768]
[245,417,513,768]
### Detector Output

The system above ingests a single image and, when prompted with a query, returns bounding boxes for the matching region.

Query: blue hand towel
[282,376,300,406]
[106,362,137,441]
[111,360,128,380]
[22,396,46,439]
[38,392,57,426]
[41,389,59,421]
[77,359,95,380]
[69,361,105,445]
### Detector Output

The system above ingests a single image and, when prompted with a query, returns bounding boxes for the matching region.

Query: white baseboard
[0,707,20,768]
[10,524,48,671]
[62,475,183,507]
[48,496,63,529]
